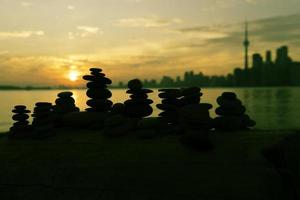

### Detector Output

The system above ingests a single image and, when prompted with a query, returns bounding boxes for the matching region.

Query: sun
[68,71,79,82]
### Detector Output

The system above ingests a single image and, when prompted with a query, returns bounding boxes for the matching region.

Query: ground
[0,129,297,200]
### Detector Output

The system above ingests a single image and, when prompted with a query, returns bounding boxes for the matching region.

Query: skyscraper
[243,21,250,70]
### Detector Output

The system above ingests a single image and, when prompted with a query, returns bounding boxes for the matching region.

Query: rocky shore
[0,129,299,200]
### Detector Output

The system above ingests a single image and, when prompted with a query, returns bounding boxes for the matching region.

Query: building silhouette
[117,23,300,88]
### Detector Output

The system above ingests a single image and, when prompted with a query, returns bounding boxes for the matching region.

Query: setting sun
[68,71,79,82]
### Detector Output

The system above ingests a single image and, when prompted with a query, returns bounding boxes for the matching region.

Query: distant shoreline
[0,85,300,91]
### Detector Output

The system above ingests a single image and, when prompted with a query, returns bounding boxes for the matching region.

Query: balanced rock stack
[179,103,214,151]
[180,87,203,106]
[213,92,256,131]
[32,102,55,137]
[9,105,32,138]
[124,79,153,118]
[156,89,182,124]
[83,68,113,112]
[53,91,79,117]
[179,103,214,131]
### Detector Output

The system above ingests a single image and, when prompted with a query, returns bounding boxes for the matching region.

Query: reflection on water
[0,87,299,132]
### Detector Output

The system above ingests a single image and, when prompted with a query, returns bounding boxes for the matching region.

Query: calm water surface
[0,87,299,132]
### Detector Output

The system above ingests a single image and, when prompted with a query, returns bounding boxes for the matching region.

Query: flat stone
[55,97,75,105]
[87,99,113,109]
[111,103,125,114]
[12,114,29,121]
[35,102,52,107]
[130,94,148,100]
[124,99,153,105]
[12,109,30,114]
[126,89,153,94]
[89,68,102,73]
[86,88,112,99]
[221,92,237,100]
[158,90,182,99]
[57,92,73,98]
[213,116,246,131]
[128,79,143,90]
[87,82,108,89]
[181,87,201,96]
[215,106,246,116]
[90,72,105,76]
[14,105,26,110]
[217,97,242,108]
[156,104,178,111]
[161,99,181,105]
[83,75,112,85]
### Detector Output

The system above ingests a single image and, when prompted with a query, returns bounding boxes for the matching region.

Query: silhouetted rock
[53,92,79,125]
[9,105,32,139]
[157,89,182,124]
[213,92,256,131]
[31,102,55,138]
[111,103,125,114]
[124,79,153,118]
[179,103,213,131]
[180,87,203,106]
[83,68,113,112]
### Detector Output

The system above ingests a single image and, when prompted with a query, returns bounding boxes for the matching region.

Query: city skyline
[0,0,300,86]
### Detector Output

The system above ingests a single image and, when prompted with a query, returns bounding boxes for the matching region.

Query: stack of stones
[9,105,32,138]
[179,103,214,131]
[32,102,55,136]
[180,87,203,106]
[156,89,182,124]
[179,103,214,151]
[53,92,79,123]
[213,92,256,131]
[124,79,153,118]
[83,68,113,112]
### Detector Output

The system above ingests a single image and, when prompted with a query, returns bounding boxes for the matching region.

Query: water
[0,87,299,132]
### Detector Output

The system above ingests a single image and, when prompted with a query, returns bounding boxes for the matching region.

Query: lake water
[0,87,299,132]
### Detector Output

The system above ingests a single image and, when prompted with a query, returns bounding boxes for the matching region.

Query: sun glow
[68,70,79,82]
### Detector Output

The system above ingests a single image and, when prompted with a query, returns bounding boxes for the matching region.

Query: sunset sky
[0,0,300,86]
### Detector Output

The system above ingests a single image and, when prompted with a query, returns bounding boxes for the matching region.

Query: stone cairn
[213,92,256,131]
[53,91,79,124]
[9,105,31,138]
[124,79,153,118]
[157,89,182,125]
[180,87,203,106]
[83,68,113,112]
[32,102,55,137]
[179,103,214,151]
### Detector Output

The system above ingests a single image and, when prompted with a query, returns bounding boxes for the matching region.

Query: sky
[0,0,300,86]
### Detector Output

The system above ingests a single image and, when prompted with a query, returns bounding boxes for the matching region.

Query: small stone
[221,92,237,99]
[215,106,246,116]
[86,88,112,99]
[181,87,201,96]
[128,79,143,90]
[57,91,73,98]
[111,103,125,114]
[55,97,75,105]
[124,104,153,118]
[87,82,108,89]
[86,99,113,108]
[126,88,153,94]
[14,105,26,110]
[35,102,52,107]
[12,114,29,121]
[158,90,182,99]
[12,109,30,114]
[90,68,102,73]
[124,99,153,106]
